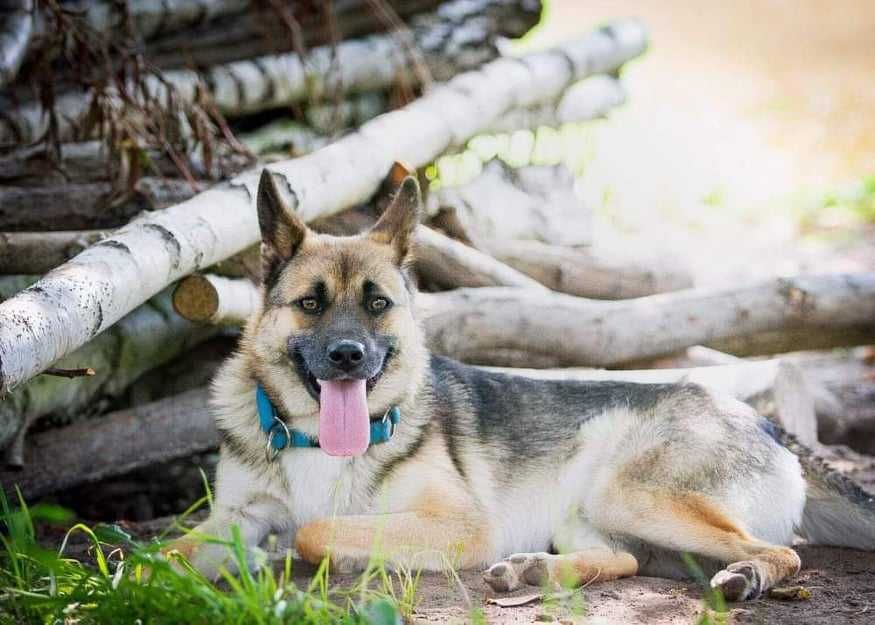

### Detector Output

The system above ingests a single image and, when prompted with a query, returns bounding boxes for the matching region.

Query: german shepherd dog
[171,169,875,601]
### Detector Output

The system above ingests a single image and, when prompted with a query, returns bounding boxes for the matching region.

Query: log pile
[1,2,872,507]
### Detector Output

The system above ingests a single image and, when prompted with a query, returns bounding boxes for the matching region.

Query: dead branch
[42,367,95,379]
[481,238,694,299]
[0,388,218,500]
[418,275,875,367]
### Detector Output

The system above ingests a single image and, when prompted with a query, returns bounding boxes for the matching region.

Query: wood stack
[1,1,872,506]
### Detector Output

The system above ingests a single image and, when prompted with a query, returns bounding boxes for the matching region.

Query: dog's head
[245,169,427,456]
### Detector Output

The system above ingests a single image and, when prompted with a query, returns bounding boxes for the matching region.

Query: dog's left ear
[257,169,309,284]
[369,175,421,264]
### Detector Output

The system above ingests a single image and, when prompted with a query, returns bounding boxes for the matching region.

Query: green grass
[0,490,406,625]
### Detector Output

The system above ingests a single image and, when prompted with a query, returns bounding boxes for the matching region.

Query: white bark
[485,359,818,446]
[418,274,875,367]
[0,20,648,394]
[415,226,547,289]
[0,287,216,460]
[482,237,694,299]
[1,0,548,144]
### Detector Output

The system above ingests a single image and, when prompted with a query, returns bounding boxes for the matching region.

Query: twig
[42,367,96,378]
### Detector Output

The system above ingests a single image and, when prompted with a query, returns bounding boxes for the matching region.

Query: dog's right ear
[257,169,308,283]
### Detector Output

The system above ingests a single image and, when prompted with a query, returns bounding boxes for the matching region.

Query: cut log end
[172,274,220,323]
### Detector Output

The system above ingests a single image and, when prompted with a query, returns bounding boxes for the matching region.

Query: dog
[171,169,875,602]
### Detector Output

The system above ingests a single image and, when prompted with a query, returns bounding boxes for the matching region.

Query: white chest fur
[279,450,368,527]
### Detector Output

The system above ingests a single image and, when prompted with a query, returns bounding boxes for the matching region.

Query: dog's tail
[779,430,875,550]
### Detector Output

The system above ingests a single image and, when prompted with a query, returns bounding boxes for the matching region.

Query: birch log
[0,289,216,461]
[0,0,32,88]
[482,238,694,299]
[418,274,875,367]
[0,388,218,500]
[0,21,648,394]
[486,360,818,446]
[172,274,259,325]
[0,231,107,275]
[1,0,542,144]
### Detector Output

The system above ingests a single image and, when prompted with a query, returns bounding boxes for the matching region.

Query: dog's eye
[299,297,320,313]
[368,297,390,313]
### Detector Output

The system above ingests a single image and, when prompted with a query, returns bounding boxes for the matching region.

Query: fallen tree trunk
[0,388,218,500]
[1,0,542,144]
[486,359,818,446]
[0,289,217,461]
[0,231,106,275]
[482,238,694,299]
[0,20,648,394]
[0,178,199,231]
[418,274,875,367]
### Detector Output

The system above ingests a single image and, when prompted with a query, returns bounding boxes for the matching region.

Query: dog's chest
[279,451,369,526]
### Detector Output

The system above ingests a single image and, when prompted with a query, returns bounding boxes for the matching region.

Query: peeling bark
[0,20,648,394]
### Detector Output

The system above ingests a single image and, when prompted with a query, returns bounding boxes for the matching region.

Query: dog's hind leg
[594,488,801,601]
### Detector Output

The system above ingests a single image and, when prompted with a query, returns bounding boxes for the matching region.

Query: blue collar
[256,384,400,461]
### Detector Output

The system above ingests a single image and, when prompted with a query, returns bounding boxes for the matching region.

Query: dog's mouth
[303,368,384,403]
[294,349,392,404]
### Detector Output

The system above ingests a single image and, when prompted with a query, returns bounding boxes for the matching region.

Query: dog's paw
[710,561,764,602]
[482,552,555,593]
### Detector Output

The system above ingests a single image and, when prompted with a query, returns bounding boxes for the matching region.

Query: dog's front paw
[710,561,764,601]
[483,552,556,592]
[295,521,332,564]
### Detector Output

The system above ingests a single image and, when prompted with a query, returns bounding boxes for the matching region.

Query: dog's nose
[327,340,365,370]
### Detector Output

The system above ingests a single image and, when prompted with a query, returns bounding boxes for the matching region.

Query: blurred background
[512,0,875,286]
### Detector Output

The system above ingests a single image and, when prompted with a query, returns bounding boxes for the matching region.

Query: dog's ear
[257,169,308,283]
[369,175,421,264]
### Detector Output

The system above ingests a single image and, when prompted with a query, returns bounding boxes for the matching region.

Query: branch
[0,20,648,394]
[418,275,875,366]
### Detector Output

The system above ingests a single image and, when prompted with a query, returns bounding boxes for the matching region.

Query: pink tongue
[317,379,370,456]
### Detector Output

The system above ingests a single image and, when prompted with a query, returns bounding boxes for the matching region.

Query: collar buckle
[265,416,291,463]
